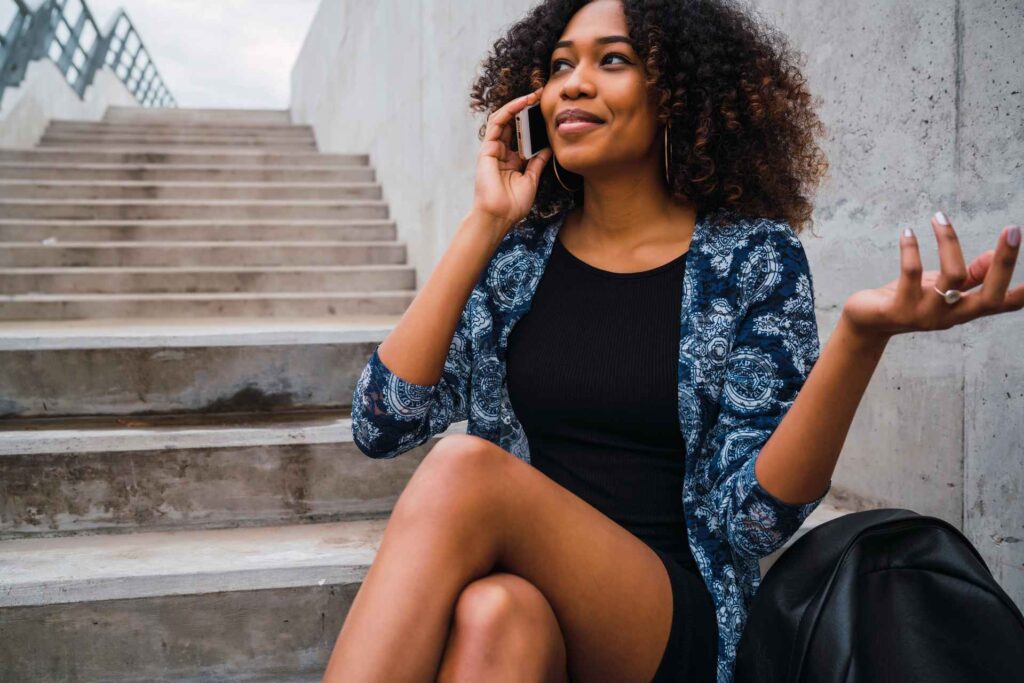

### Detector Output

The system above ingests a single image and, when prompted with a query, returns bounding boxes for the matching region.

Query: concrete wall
[0,58,138,148]
[289,0,538,289]
[753,0,1024,609]
[290,0,1023,606]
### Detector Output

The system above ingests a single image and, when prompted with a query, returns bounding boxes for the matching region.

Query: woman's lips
[557,120,603,134]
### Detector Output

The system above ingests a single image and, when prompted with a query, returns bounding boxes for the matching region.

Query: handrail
[0,0,175,109]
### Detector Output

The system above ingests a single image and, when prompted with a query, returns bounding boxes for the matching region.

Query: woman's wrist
[462,207,515,249]
[836,308,892,357]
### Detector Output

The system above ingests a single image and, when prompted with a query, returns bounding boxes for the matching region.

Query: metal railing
[0,0,175,109]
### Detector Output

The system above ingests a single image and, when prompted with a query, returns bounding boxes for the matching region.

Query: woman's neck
[559,195,697,271]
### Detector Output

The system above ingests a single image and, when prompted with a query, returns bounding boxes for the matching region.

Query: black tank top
[506,232,697,572]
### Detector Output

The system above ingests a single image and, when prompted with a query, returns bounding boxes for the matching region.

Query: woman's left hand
[841,212,1022,341]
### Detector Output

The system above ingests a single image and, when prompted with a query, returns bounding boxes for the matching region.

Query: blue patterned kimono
[351,205,831,683]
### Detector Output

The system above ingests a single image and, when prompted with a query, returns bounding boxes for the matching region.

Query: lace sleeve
[350,299,473,459]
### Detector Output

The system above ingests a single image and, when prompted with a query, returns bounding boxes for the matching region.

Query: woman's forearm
[377,209,510,386]
[753,311,892,505]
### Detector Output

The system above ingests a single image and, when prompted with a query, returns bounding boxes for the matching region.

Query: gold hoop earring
[552,155,582,193]
[664,121,672,186]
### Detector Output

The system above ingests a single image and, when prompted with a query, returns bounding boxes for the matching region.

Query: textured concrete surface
[0,179,381,201]
[39,136,318,150]
[0,290,414,320]
[0,517,387,607]
[753,0,1024,609]
[0,164,373,183]
[0,218,394,242]
[0,414,457,538]
[0,240,404,267]
[0,197,391,221]
[0,317,399,416]
[0,314,399,347]
[0,581,359,681]
[0,264,415,295]
[0,147,366,166]
[104,106,292,126]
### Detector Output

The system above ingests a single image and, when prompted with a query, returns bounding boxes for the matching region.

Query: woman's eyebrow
[554,35,634,49]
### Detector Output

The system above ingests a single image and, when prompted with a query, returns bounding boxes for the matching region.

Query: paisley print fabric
[351,206,832,683]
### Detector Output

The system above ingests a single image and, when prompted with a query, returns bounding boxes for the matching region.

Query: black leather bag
[735,508,1024,682]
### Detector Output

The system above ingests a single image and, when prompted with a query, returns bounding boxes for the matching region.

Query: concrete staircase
[0,105,415,320]
[0,106,453,682]
[0,106,849,681]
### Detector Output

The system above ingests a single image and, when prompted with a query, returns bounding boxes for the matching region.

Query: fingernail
[1008,225,1021,247]
[934,211,950,226]
[903,227,914,238]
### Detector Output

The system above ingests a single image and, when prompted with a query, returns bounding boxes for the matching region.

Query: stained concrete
[0,580,359,681]
[0,317,400,416]
[0,415,458,538]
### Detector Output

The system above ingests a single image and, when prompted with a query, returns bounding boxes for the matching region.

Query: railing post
[76,25,109,98]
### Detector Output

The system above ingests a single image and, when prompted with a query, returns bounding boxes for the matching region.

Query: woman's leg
[322,433,678,682]
[436,572,569,683]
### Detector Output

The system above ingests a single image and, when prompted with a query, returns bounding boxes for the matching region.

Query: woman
[326,1,1023,681]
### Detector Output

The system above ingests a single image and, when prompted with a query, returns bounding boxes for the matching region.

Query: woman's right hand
[472,86,553,230]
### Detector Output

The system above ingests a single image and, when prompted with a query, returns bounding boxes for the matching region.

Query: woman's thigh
[403,433,677,683]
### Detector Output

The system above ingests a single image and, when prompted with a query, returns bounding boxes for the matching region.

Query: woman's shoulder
[703,208,799,245]
[699,209,806,275]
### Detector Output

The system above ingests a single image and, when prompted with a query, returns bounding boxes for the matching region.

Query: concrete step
[0,147,367,167]
[38,139,320,153]
[0,161,373,182]
[0,198,389,220]
[47,120,316,137]
[42,127,315,141]
[0,290,414,320]
[0,179,383,201]
[0,239,405,267]
[0,264,416,294]
[0,501,852,682]
[0,411,458,538]
[0,316,397,416]
[104,105,293,125]
[0,218,396,242]
[0,517,384,681]
[39,135,319,151]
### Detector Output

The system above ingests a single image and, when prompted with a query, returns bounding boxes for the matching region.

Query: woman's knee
[392,434,508,523]
[445,573,568,679]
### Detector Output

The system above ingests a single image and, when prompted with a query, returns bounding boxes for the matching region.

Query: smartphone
[514,101,550,160]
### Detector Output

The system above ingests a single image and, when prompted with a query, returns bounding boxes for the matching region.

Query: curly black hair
[469,0,829,235]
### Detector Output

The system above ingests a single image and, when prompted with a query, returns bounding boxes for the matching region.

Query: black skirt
[649,547,719,683]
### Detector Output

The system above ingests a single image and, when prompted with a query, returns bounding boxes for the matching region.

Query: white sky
[85,0,321,109]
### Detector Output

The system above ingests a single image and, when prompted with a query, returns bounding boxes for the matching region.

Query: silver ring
[933,285,963,304]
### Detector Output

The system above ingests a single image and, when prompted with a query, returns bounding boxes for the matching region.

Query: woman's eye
[551,53,630,73]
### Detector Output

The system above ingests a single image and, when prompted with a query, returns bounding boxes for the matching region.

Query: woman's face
[540,0,660,178]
